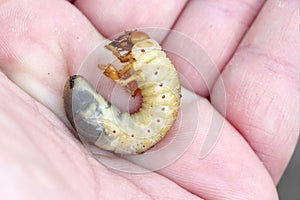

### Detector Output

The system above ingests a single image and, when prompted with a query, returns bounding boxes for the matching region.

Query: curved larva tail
[64,75,180,154]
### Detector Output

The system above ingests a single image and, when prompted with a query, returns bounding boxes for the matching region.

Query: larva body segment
[64,31,181,154]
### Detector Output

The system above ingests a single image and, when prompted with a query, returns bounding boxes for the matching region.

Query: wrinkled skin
[0,0,299,199]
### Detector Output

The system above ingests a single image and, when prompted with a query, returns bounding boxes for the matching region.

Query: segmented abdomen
[93,39,180,153]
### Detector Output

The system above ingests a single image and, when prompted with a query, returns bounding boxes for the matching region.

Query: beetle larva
[64,31,181,154]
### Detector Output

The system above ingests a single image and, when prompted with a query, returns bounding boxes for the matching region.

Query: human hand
[0,0,298,199]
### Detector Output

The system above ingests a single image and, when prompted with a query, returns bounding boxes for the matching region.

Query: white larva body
[64,38,180,154]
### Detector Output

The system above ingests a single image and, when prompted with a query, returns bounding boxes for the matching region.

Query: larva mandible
[63,31,181,154]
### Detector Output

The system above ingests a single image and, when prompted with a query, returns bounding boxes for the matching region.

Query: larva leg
[98,63,139,95]
[98,64,120,81]
[98,63,133,81]
[117,63,133,78]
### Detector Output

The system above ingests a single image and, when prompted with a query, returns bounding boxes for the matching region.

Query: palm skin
[0,0,298,199]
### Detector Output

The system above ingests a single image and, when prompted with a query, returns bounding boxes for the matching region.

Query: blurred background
[277,138,300,199]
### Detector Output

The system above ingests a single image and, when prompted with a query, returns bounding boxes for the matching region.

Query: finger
[158,95,278,199]
[166,0,265,96]
[0,0,103,123]
[0,70,199,199]
[116,167,201,200]
[0,79,89,199]
[73,0,188,37]
[211,0,299,183]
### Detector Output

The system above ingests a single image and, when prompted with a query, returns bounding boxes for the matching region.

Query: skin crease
[0,0,298,199]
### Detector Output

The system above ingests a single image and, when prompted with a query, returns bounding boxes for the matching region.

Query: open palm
[0,0,298,199]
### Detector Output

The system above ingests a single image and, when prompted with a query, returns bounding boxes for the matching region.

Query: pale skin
[0,0,298,199]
